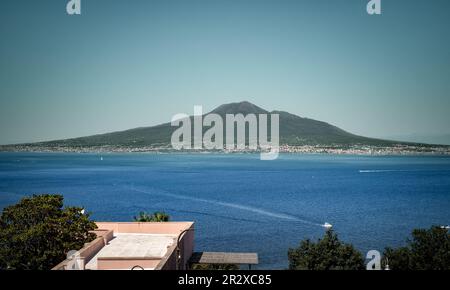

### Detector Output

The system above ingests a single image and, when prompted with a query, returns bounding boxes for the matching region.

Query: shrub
[134,211,170,222]
[288,230,365,270]
[383,226,450,270]
[0,194,97,270]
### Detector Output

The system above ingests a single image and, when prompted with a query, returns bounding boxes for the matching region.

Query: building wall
[52,222,195,270]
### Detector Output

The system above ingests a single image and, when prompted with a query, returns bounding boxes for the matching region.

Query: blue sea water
[0,152,449,269]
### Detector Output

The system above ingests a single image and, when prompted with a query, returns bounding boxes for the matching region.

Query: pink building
[53,222,195,270]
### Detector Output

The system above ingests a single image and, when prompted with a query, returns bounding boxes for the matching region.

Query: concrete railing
[52,229,114,270]
[52,222,194,270]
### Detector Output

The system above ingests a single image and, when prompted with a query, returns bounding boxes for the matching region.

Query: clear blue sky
[1,0,449,144]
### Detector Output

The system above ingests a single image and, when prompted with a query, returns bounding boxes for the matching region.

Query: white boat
[323,222,333,229]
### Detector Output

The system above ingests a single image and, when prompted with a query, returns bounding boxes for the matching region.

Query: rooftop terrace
[53,222,194,270]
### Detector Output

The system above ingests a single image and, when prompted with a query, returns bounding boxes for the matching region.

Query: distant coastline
[1,144,449,156]
[3,102,450,157]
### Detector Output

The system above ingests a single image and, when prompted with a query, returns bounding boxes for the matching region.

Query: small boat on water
[323,222,333,229]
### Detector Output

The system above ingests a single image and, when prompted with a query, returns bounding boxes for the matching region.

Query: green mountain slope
[5,101,421,148]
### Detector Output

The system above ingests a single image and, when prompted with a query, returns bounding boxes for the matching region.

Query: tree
[134,211,170,222]
[0,194,97,270]
[288,230,365,270]
[383,226,450,270]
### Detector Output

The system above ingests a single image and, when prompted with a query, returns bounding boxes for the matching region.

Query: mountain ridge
[1,101,445,149]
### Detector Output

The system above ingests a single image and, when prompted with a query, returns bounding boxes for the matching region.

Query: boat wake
[359,169,409,173]
[125,186,324,227]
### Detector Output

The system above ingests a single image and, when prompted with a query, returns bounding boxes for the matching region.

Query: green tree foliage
[288,230,365,270]
[383,226,450,270]
[134,211,170,222]
[0,194,97,270]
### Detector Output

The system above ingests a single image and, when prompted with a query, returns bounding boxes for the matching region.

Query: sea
[0,152,449,269]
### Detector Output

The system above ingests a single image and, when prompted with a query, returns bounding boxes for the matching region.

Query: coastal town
[1,143,449,155]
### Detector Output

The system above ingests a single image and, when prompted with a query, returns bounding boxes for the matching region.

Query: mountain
[208,102,396,146]
[0,101,431,149]
[381,133,450,146]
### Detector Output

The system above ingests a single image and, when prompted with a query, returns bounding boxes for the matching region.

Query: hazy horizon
[1,0,450,145]
[1,100,450,146]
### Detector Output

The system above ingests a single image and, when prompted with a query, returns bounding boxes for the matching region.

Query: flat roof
[189,252,259,265]
[85,233,177,270]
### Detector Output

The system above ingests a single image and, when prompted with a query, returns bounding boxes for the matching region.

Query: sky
[1,0,449,145]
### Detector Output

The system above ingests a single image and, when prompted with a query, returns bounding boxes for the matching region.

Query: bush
[0,194,97,270]
[383,226,450,270]
[288,230,365,270]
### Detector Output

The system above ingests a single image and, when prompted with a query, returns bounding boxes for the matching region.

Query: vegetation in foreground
[288,230,365,270]
[383,226,450,270]
[133,211,170,222]
[1,194,449,270]
[288,227,450,270]
[0,194,97,270]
